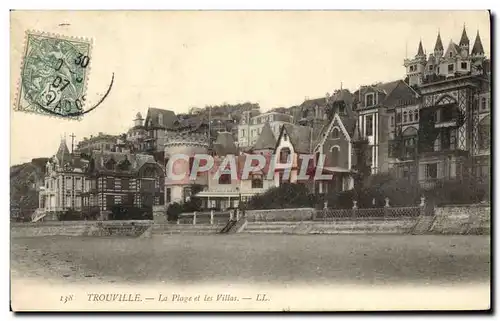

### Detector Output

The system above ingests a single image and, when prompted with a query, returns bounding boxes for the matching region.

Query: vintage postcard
[10,10,491,312]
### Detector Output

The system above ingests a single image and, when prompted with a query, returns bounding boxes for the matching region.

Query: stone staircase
[153,223,225,235]
[411,215,436,235]
[31,209,47,223]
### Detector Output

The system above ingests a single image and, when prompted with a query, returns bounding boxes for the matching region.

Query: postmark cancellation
[14,30,93,120]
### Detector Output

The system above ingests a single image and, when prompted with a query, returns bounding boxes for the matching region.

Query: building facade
[237,111,292,148]
[82,151,165,218]
[38,140,88,220]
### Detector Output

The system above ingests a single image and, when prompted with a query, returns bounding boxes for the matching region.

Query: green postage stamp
[15,31,93,119]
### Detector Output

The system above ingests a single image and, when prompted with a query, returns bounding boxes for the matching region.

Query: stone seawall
[245,208,315,222]
[430,204,490,235]
[242,218,418,234]
[11,220,154,238]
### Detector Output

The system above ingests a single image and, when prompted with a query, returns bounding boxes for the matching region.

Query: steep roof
[213,132,237,156]
[378,80,419,108]
[459,26,470,46]
[434,32,444,51]
[278,124,313,154]
[89,151,160,175]
[416,40,425,56]
[55,139,70,164]
[471,31,485,55]
[145,107,178,129]
[252,122,276,151]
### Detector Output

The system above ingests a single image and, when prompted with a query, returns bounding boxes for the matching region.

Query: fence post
[210,210,214,225]
[176,218,180,225]
[384,197,390,219]
[236,209,240,221]
[193,212,197,225]
[352,200,358,218]
[419,196,426,216]
[323,201,328,209]
[230,210,234,221]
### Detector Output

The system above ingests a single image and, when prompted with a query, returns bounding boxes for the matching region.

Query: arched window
[331,147,340,167]
[279,147,291,163]
[481,97,487,110]
[332,128,340,139]
[251,174,263,189]
[403,111,408,123]
[218,173,231,185]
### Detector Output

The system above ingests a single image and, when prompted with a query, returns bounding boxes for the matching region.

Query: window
[429,65,434,71]
[338,105,346,115]
[75,177,81,191]
[105,159,116,170]
[403,111,408,123]
[241,129,245,137]
[331,147,340,167]
[332,128,340,139]
[481,97,487,110]
[183,187,191,202]
[437,67,440,74]
[283,133,288,141]
[390,116,395,127]
[166,188,171,203]
[218,173,231,185]
[449,52,453,58]
[121,178,130,190]
[279,148,291,163]
[461,62,467,69]
[251,174,263,189]
[366,115,373,136]
[396,112,402,123]
[409,111,414,122]
[479,121,491,150]
[106,195,114,209]
[106,177,114,189]
[366,93,375,107]
[425,163,438,179]
[415,110,419,121]
[448,64,454,72]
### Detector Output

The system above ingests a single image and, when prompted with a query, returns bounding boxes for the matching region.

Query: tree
[167,202,183,221]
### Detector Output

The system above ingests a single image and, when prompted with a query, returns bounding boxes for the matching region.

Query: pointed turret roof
[55,139,70,163]
[252,123,276,151]
[471,30,485,55]
[416,40,425,57]
[434,32,444,51]
[459,25,469,46]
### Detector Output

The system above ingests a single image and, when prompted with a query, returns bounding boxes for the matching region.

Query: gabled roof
[252,122,276,151]
[471,31,485,55]
[276,124,313,154]
[213,132,237,156]
[379,80,420,108]
[444,40,461,57]
[89,151,160,175]
[145,108,178,129]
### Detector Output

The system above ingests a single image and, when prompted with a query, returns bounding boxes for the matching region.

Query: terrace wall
[430,204,490,235]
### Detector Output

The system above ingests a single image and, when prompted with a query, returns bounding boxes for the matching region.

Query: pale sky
[10,10,490,165]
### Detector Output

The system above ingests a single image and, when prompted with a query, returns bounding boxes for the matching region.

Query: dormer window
[461,62,468,69]
[105,159,116,170]
[449,52,453,58]
[429,65,434,71]
[332,128,340,139]
[338,105,346,115]
[448,64,454,72]
[366,93,375,107]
